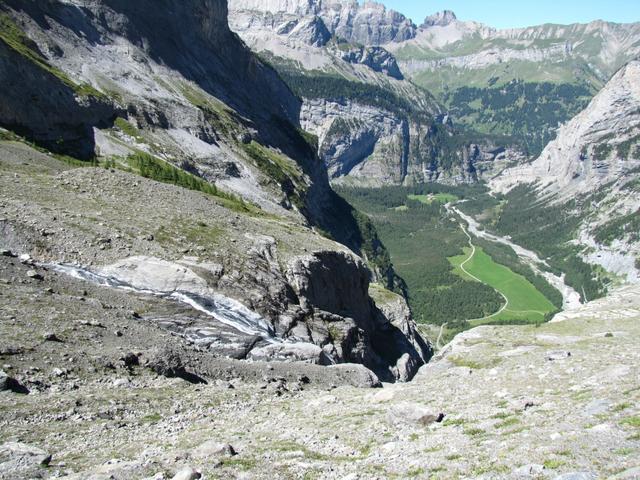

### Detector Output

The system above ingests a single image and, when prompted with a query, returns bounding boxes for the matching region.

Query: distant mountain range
[229,0,640,183]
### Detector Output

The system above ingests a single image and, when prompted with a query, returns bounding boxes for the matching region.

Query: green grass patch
[408,193,459,204]
[612,403,632,412]
[241,141,303,187]
[464,428,486,437]
[220,458,257,470]
[449,245,556,325]
[621,416,640,428]
[543,459,566,469]
[140,413,162,423]
[614,448,634,456]
[442,418,467,427]
[113,118,145,142]
[495,417,520,429]
[448,356,498,370]
[125,152,253,213]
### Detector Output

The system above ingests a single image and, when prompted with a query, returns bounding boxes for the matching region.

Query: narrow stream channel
[47,263,278,340]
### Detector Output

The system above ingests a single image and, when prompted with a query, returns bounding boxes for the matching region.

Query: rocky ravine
[0,0,431,381]
[1,248,639,478]
[228,0,526,186]
[0,139,429,382]
[491,61,640,283]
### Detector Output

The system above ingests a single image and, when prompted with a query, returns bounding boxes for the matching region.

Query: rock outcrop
[332,44,403,80]
[300,99,523,185]
[0,36,117,159]
[421,10,457,28]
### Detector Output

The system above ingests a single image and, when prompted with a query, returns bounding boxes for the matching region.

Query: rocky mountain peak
[421,10,458,28]
[229,0,417,44]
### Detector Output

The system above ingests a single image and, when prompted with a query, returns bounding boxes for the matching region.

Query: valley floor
[448,226,556,326]
[1,251,639,479]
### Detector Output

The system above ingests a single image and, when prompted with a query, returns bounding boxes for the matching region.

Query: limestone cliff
[229,0,417,45]
[228,0,521,186]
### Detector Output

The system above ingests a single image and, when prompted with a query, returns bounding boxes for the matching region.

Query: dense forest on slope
[443,80,594,156]
[338,184,503,327]
[338,184,573,330]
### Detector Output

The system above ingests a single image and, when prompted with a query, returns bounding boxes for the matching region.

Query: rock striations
[229,0,418,45]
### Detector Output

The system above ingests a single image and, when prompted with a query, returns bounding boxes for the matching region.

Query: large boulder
[0,370,29,394]
[0,442,51,479]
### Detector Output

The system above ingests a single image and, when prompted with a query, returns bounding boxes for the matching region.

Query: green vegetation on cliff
[338,184,504,327]
[259,52,433,121]
[0,12,104,99]
[440,80,594,155]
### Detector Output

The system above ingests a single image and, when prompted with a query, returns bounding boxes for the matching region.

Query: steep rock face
[286,251,431,380]
[492,61,640,283]
[421,10,457,28]
[492,62,640,198]
[99,0,301,126]
[0,27,117,158]
[0,1,430,379]
[300,99,523,185]
[285,15,331,46]
[332,44,403,79]
[229,0,417,45]
[401,42,573,75]
[321,1,416,45]
[0,0,309,215]
[229,1,525,186]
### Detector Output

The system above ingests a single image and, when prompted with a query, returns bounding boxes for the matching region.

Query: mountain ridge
[229,1,527,186]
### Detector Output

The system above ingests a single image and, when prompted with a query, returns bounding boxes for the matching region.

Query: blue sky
[378,1,640,29]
